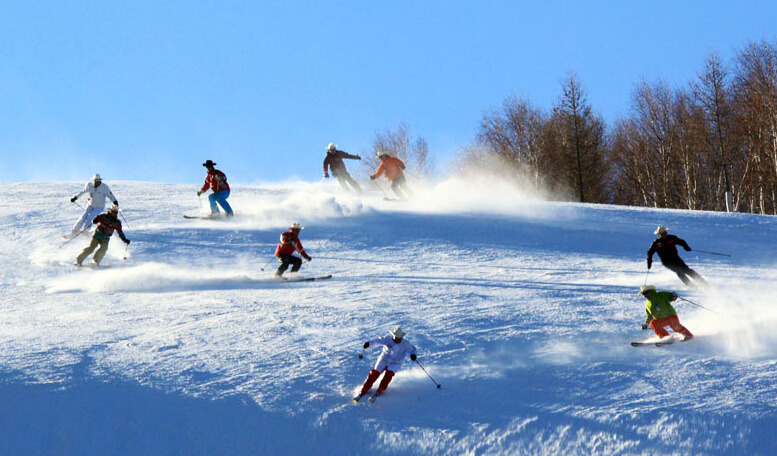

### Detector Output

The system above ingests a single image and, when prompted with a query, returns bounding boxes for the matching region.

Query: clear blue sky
[2,1,775,184]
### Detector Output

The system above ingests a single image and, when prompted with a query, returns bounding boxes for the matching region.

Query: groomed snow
[1,178,776,455]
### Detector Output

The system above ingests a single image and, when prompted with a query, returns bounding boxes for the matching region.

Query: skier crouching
[356,326,417,401]
[639,285,694,341]
[274,222,311,278]
[74,205,130,266]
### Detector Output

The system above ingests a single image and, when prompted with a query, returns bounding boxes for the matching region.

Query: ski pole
[676,295,725,317]
[693,249,731,258]
[259,257,276,271]
[119,211,131,230]
[644,268,650,286]
[414,359,441,389]
[58,227,91,248]
[371,179,390,197]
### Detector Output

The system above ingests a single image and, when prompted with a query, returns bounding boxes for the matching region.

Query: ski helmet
[390,326,405,339]
[92,174,102,182]
[327,143,336,151]
[639,285,656,295]
[290,222,304,231]
[654,225,668,235]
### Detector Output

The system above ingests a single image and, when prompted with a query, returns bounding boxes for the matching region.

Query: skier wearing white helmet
[68,174,119,238]
[354,326,417,402]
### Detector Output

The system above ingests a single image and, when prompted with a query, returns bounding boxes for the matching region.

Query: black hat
[203,160,216,167]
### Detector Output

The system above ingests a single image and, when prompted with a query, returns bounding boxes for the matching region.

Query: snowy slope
[1,179,776,455]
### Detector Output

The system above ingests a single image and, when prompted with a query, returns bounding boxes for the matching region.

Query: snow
[2,178,776,455]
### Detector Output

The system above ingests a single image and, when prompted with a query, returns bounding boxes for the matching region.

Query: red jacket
[374,157,405,182]
[201,169,230,193]
[275,231,310,259]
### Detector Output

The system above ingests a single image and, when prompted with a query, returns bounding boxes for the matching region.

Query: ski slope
[1,178,776,455]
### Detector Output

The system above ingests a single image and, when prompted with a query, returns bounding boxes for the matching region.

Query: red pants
[650,315,694,339]
[360,368,395,395]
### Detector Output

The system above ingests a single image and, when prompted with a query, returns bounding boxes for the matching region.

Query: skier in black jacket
[647,226,708,288]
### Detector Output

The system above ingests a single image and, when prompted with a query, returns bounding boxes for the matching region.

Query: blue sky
[2,1,775,185]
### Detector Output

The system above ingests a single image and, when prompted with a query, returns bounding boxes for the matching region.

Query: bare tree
[370,122,433,178]
[475,95,548,190]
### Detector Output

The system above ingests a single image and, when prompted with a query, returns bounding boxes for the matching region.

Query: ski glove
[400,165,406,170]
[197,190,203,196]
[356,155,361,160]
[370,175,376,180]
[324,173,329,178]
[113,200,119,206]
[303,255,312,261]
[410,354,417,361]
[71,196,77,202]
[641,323,649,330]
[124,239,131,244]
[646,258,652,269]
[363,342,370,349]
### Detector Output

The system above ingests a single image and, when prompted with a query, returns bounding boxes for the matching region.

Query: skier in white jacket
[68,174,119,237]
[356,326,417,399]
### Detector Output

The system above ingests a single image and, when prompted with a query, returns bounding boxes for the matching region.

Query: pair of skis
[631,336,691,347]
[352,390,381,404]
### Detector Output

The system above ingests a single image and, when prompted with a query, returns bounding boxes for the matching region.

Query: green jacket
[645,291,678,323]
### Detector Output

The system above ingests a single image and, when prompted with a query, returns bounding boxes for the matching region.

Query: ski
[351,393,368,403]
[184,214,219,220]
[631,336,682,347]
[281,274,333,282]
[367,391,381,404]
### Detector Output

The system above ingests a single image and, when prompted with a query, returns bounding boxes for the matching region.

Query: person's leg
[92,238,111,264]
[360,369,383,395]
[208,192,219,213]
[667,315,694,339]
[649,317,671,338]
[289,256,303,272]
[215,190,233,214]
[275,255,291,276]
[377,370,396,393]
[666,263,693,286]
[72,207,100,233]
[76,237,100,265]
[684,266,708,288]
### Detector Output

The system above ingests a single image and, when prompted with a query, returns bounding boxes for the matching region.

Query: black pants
[276,254,302,276]
[664,261,708,287]
[332,170,363,194]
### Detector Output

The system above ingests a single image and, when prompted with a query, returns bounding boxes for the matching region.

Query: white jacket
[75,182,117,209]
[369,336,417,372]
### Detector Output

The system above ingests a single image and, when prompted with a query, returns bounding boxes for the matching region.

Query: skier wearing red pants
[639,285,694,341]
[355,326,417,402]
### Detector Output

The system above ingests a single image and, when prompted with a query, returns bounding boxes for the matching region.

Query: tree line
[383,38,775,215]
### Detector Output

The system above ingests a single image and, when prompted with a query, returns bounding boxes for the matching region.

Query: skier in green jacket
[639,285,694,341]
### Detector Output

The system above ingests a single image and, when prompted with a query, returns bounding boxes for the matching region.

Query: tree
[370,122,433,178]
[543,73,609,203]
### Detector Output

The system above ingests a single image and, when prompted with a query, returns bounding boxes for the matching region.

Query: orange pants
[360,368,395,395]
[650,315,693,339]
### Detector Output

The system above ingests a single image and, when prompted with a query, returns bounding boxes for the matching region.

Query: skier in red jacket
[370,152,412,200]
[274,222,311,277]
[197,160,234,218]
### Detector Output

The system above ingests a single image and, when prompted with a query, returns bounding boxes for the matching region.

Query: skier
[355,326,417,402]
[274,222,311,277]
[197,160,234,218]
[369,152,412,200]
[323,143,363,194]
[68,174,119,238]
[639,285,694,341]
[647,226,708,288]
[74,204,130,266]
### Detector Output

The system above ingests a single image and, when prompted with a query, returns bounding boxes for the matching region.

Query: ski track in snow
[2,180,777,455]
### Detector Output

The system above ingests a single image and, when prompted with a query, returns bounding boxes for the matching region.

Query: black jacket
[647,234,690,266]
